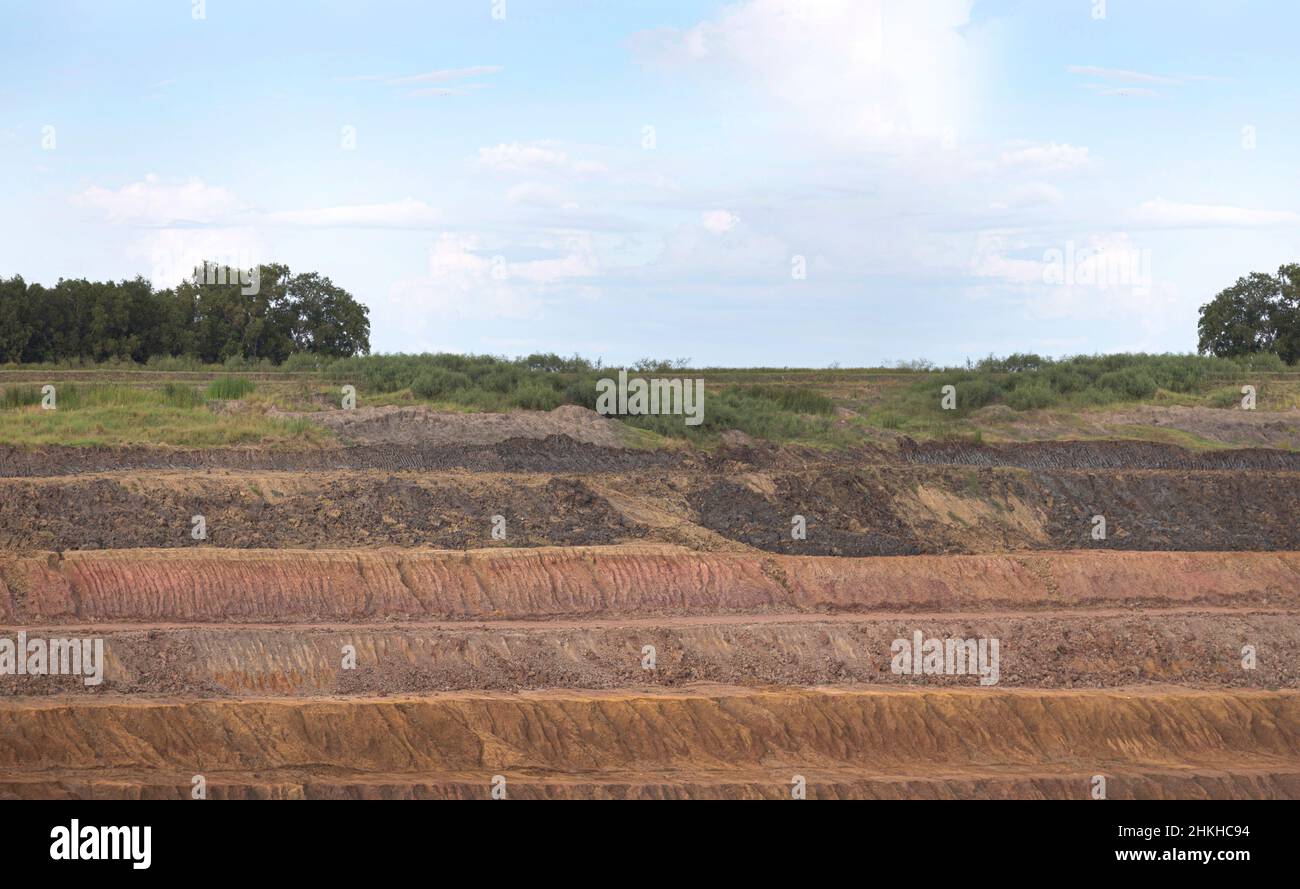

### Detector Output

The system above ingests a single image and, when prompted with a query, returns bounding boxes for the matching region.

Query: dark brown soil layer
[2,464,1295,554]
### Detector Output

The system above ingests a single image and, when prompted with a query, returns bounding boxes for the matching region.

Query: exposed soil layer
[8,767,1298,800]
[0,436,682,478]
[5,436,1299,479]
[687,465,1300,555]
[973,404,1300,450]
[5,610,1294,696]
[4,546,1297,624]
[899,438,1300,470]
[2,464,1297,554]
[270,405,629,448]
[3,689,1296,797]
[5,425,1298,800]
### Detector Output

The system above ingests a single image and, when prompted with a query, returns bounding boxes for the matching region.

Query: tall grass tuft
[206,377,257,399]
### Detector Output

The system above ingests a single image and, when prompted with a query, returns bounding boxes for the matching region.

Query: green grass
[2,350,1297,449]
[0,382,330,448]
[206,376,257,399]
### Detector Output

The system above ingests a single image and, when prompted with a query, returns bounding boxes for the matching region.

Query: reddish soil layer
[4,546,1297,624]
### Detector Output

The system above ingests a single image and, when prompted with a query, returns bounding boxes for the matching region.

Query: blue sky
[2,0,1298,366]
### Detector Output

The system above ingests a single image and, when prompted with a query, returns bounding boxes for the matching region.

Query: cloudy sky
[2,0,1298,365]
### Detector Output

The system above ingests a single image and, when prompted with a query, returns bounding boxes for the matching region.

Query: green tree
[1197,268,1298,363]
[0,276,32,363]
[288,271,370,357]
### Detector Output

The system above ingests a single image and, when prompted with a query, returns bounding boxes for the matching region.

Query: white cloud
[76,175,241,225]
[264,198,440,229]
[1132,198,1300,228]
[1066,66,1181,85]
[506,183,579,210]
[389,233,598,321]
[638,0,981,149]
[477,141,606,176]
[140,227,266,288]
[701,209,740,233]
[999,141,1091,173]
[970,231,1177,328]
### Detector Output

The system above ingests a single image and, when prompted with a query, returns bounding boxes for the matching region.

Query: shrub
[1097,368,1157,399]
[1005,381,1056,411]
[958,378,1004,410]
[411,368,471,399]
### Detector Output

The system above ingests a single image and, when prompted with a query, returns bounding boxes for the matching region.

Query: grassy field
[1,352,1297,449]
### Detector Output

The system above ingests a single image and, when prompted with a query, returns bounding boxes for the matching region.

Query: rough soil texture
[5,610,1295,697]
[4,546,1298,624]
[5,435,1300,478]
[2,687,1297,800]
[3,426,1299,799]
[898,437,1300,470]
[1,463,1296,555]
[270,404,629,448]
[974,404,1300,449]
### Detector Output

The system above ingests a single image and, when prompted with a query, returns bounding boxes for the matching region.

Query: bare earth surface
[2,411,1299,799]
[270,404,630,448]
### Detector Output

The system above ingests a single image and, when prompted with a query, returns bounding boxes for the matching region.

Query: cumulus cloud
[999,141,1091,173]
[970,231,1177,328]
[76,175,241,225]
[389,233,598,321]
[477,141,606,176]
[700,209,739,233]
[637,0,981,149]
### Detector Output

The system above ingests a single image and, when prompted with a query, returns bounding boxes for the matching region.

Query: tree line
[0,263,370,365]
[1198,263,1299,364]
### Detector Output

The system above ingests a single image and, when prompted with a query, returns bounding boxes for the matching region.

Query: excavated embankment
[2,463,1297,554]
[4,436,1299,479]
[4,610,1296,696]
[4,432,1298,799]
[3,546,1298,624]
[2,688,1297,800]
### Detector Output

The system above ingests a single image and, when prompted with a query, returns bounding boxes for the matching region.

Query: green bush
[958,378,1004,410]
[1005,381,1057,410]
[511,381,564,410]
[411,368,472,399]
[1097,368,1157,399]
